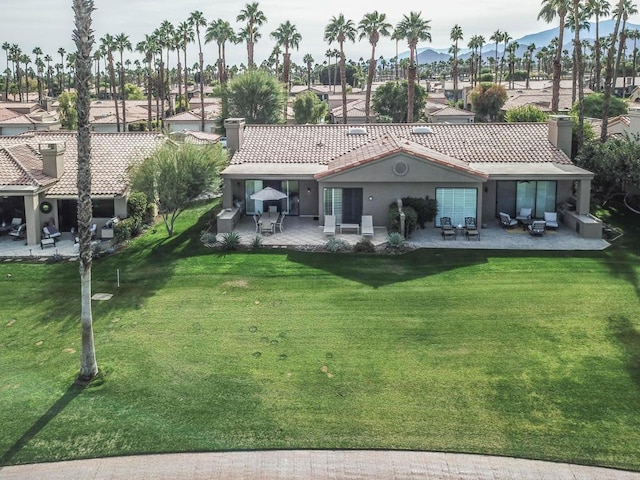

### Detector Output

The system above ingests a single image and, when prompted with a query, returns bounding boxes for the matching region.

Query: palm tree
[324,13,357,125]
[271,21,302,95]
[158,20,175,121]
[538,0,570,112]
[359,11,392,123]
[21,54,31,102]
[565,4,591,103]
[613,0,638,97]
[2,42,10,100]
[303,53,314,88]
[490,30,503,81]
[172,30,184,113]
[572,0,586,153]
[450,24,463,104]
[237,2,267,69]
[586,0,611,92]
[601,0,625,140]
[189,11,207,132]
[177,21,194,109]
[205,19,235,85]
[57,47,66,92]
[44,54,53,96]
[32,47,43,103]
[628,28,640,89]
[115,33,131,131]
[525,43,537,88]
[394,11,432,123]
[136,35,158,130]
[73,0,98,382]
[100,34,120,131]
[499,32,512,84]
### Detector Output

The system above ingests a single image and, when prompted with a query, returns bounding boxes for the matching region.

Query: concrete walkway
[2,451,640,479]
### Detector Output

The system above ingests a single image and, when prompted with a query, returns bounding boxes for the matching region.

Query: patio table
[339,223,360,234]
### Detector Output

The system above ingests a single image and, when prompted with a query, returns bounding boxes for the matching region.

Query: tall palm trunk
[594,15,602,91]
[601,0,624,141]
[145,53,153,130]
[551,16,566,112]
[573,0,585,154]
[119,54,127,131]
[183,43,189,110]
[107,51,120,131]
[365,38,378,123]
[339,41,347,125]
[407,43,417,122]
[176,48,183,113]
[73,0,98,382]
[613,23,628,98]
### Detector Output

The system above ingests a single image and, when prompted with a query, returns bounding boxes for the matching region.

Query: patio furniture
[440,217,456,240]
[9,224,25,241]
[258,215,276,235]
[274,213,285,233]
[528,220,547,236]
[90,223,97,239]
[268,205,278,217]
[323,215,336,236]
[361,215,374,237]
[516,207,532,222]
[252,214,260,233]
[41,237,55,249]
[464,216,480,241]
[544,211,559,230]
[340,223,360,234]
[43,225,62,242]
[499,212,518,229]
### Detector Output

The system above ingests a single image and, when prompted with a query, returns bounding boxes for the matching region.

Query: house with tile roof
[221,116,600,238]
[0,131,166,246]
[0,102,61,135]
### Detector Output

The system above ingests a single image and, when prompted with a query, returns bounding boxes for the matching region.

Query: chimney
[548,115,573,158]
[628,107,640,136]
[39,142,66,178]
[223,118,246,156]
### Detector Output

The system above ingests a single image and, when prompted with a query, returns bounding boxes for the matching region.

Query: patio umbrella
[250,187,288,201]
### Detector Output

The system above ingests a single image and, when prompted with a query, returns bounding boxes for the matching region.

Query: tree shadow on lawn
[608,315,640,391]
[0,382,86,466]
[599,247,640,300]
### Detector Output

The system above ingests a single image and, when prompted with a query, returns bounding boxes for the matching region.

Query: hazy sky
[3,0,640,67]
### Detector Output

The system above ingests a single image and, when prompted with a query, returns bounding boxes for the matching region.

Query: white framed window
[436,188,477,227]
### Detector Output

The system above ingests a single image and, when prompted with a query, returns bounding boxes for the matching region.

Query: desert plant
[250,234,263,250]
[388,203,418,236]
[387,232,405,250]
[200,231,218,246]
[325,237,350,252]
[220,231,241,250]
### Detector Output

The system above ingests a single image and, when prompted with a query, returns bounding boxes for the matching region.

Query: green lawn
[1,201,640,470]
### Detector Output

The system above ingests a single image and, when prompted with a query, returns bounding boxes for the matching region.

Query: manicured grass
[1,201,640,470]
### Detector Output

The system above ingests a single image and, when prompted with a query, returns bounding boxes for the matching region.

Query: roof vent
[347,127,367,135]
[412,126,433,134]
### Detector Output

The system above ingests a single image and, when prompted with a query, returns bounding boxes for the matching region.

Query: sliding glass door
[435,188,477,227]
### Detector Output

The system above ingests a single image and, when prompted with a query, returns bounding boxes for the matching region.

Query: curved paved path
[2,451,640,479]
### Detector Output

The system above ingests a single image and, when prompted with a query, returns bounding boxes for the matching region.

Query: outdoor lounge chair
[43,225,62,242]
[528,220,546,236]
[361,215,374,237]
[499,212,518,229]
[440,216,456,240]
[515,207,532,223]
[323,215,336,236]
[544,211,559,229]
[464,216,480,241]
[9,224,25,241]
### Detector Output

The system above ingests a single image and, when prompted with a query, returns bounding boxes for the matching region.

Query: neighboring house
[0,103,60,135]
[329,97,368,124]
[164,100,221,133]
[426,105,475,124]
[0,131,166,246]
[220,116,599,239]
[169,130,222,145]
[87,100,157,132]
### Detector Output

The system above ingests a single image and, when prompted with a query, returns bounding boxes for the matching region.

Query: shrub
[388,203,418,236]
[401,197,437,228]
[325,238,350,252]
[250,234,263,250]
[353,238,375,253]
[387,232,405,250]
[200,231,218,246]
[114,218,135,243]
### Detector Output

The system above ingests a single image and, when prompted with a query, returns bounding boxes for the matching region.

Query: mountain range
[399,20,640,65]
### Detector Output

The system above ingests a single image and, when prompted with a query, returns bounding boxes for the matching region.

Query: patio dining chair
[499,212,518,229]
[9,223,25,241]
[528,220,546,236]
[544,211,559,230]
[440,217,456,240]
[252,214,260,233]
[274,213,285,233]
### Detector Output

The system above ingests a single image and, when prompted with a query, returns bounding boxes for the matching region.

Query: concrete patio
[0,216,610,259]
[218,216,610,251]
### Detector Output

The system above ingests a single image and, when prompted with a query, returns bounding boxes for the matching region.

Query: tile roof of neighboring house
[0,131,166,195]
[89,103,153,124]
[317,133,489,179]
[0,108,22,122]
[429,106,475,117]
[229,123,573,168]
[0,144,60,188]
[502,87,591,112]
[330,98,367,116]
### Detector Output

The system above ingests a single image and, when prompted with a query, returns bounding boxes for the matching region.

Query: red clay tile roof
[317,133,489,179]
[229,123,573,168]
[0,131,166,195]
